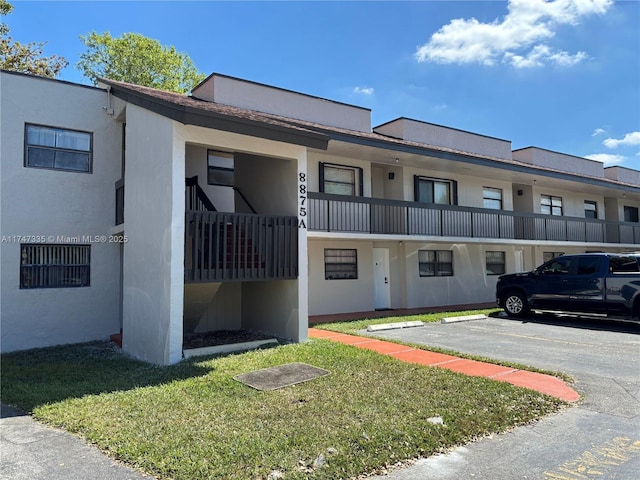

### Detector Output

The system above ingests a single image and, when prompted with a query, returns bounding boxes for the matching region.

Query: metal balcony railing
[308,192,640,244]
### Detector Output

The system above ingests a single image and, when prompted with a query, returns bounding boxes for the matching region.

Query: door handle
[384,277,388,284]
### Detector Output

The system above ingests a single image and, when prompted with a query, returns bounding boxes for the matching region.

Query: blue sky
[5,0,640,171]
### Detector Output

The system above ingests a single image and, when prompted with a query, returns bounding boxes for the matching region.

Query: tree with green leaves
[78,31,206,93]
[0,0,68,77]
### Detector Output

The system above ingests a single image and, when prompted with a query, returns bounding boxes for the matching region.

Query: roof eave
[103,80,329,151]
[322,130,640,194]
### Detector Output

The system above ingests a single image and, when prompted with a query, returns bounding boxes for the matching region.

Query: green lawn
[1,335,565,480]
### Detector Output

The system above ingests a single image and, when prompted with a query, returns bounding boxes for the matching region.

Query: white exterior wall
[533,186,604,218]
[242,280,303,340]
[309,151,514,209]
[307,237,638,316]
[235,153,297,215]
[308,152,372,197]
[185,144,234,212]
[513,148,604,178]
[374,118,512,160]
[602,197,640,222]
[402,166,515,209]
[308,240,374,315]
[308,240,531,315]
[192,74,371,132]
[405,243,501,308]
[0,73,121,352]
[179,124,310,343]
[193,283,242,333]
[121,105,184,365]
[604,166,640,185]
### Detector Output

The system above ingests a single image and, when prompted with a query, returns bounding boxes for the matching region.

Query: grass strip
[2,339,564,480]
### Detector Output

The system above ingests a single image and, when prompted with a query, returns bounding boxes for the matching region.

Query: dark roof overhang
[311,128,640,195]
[100,79,329,151]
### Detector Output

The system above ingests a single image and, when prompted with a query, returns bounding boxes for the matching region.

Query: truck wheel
[503,291,529,317]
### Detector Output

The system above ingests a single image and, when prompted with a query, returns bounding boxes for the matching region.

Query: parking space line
[544,436,640,479]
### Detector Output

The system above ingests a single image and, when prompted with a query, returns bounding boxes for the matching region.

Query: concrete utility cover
[233,363,330,391]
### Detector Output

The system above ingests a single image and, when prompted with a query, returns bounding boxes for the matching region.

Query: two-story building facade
[1,70,638,364]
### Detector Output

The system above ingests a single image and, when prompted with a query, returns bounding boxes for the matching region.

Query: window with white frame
[418,250,453,277]
[20,244,90,289]
[207,150,234,186]
[540,194,563,216]
[584,200,598,219]
[485,251,506,275]
[483,187,503,210]
[25,124,92,172]
[415,176,456,205]
[319,163,362,196]
[324,248,358,280]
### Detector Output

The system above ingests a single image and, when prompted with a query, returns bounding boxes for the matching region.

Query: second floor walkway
[308,193,640,245]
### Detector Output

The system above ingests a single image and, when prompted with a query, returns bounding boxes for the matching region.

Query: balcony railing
[308,192,640,245]
[185,211,298,283]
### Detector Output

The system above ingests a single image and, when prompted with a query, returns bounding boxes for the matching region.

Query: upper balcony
[184,177,298,283]
[114,177,299,283]
[308,192,640,245]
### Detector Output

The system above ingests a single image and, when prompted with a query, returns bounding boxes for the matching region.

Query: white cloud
[602,131,640,148]
[415,0,612,68]
[584,153,625,166]
[592,128,606,136]
[354,86,374,95]
[504,44,587,68]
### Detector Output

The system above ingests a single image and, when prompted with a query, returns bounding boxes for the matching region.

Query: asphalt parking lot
[366,314,640,479]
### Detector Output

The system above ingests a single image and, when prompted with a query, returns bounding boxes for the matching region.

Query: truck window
[576,257,601,275]
[609,256,640,273]
[541,258,571,275]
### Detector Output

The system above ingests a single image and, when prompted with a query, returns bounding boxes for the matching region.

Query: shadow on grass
[0,341,212,414]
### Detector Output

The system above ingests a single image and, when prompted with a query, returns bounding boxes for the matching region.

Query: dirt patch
[183,330,277,349]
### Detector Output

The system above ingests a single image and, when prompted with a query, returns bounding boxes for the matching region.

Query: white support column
[297,150,309,341]
[122,106,185,365]
[167,126,186,364]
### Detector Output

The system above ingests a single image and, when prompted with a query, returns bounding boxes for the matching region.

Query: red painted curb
[308,328,580,403]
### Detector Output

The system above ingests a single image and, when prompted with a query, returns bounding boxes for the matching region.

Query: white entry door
[373,248,391,310]
[515,250,524,272]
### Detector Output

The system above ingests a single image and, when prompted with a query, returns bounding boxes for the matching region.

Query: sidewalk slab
[0,405,153,480]
[308,328,580,403]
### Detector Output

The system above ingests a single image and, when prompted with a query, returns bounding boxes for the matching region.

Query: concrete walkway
[308,328,580,402]
[0,404,153,480]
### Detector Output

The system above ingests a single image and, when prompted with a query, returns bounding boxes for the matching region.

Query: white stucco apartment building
[2,70,639,364]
